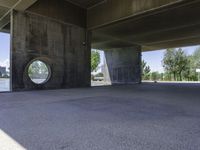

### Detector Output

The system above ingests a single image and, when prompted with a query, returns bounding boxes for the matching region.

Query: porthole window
[28,60,50,84]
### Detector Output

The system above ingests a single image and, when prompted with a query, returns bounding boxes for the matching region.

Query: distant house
[0,66,6,77]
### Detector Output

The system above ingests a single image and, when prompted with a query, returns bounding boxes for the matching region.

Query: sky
[0,32,10,70]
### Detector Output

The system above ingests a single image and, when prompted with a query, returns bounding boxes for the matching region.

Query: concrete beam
[87,0,186,29]
[91,0,200,50]
[0,0,38,31]
[27,0,86,27]
[0,13,9,30]
[0,0,38,10]
[16,0,38,11]
[143,36,200,51]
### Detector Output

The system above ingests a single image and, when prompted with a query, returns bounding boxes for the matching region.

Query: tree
[192,47,200,67]
[91,50,100,72]
[151,72,160,81]
[182,56,191,81]
[162,48,189,81]
[28,61,49,79]
[142,60,147,74]
[162,48,177,81]
[187,47,200,81]
[160,73,164,81]
[142,60,151,80]
[163,72,172,81]
[174,48,189,81]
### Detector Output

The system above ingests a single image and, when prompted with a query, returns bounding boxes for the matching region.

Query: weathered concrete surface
[104,46,141,84]
[10,0,91,91]
[11,10,91,91]
[91,0,200,50]
[0,83,200,150]
[0,0,37,31]
[2,0,200,51]
[61,0,104,9]
[27,0,86,28]
[87,0,180,29]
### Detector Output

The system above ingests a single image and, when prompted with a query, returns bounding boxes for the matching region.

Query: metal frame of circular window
[27,59,52,85]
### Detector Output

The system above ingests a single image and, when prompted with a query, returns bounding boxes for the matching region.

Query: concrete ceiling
[92,0,200,51]
[0,0,38,32]
[66,0,104,8]
[1,0,200,52]
[0,0,104,32]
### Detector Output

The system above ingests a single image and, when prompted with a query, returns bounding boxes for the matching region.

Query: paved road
[0,83,200,150]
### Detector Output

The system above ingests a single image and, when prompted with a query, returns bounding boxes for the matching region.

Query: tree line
[142,47,200,81]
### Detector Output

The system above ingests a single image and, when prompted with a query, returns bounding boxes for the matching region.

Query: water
[0,78,10,92]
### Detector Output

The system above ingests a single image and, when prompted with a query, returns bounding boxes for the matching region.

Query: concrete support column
[11,10,91,91]
[103,46,141,85]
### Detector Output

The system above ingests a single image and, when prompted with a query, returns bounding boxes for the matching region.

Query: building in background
[0,66,6,77]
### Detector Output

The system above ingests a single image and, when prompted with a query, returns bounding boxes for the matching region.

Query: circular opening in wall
[28,60,51,84]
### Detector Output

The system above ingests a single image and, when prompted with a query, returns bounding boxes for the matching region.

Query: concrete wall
[11,10,91,91]
[28,0,86,28]
[104,46,141,84]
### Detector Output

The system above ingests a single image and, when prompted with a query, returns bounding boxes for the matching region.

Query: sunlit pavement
[0,83,200,150]
[0,78,10,92]
[143,80,200,83]
[91,81,111,86]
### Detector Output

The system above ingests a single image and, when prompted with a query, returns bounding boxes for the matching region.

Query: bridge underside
[91,0,200,51]
[0,0,199,90]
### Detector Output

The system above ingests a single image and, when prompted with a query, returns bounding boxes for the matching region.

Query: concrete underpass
[0,0,200,149]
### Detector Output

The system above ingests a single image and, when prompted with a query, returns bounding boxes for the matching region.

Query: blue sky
[0,32,10,69]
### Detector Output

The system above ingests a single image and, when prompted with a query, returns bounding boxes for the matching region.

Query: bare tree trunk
[173,72,176,81]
